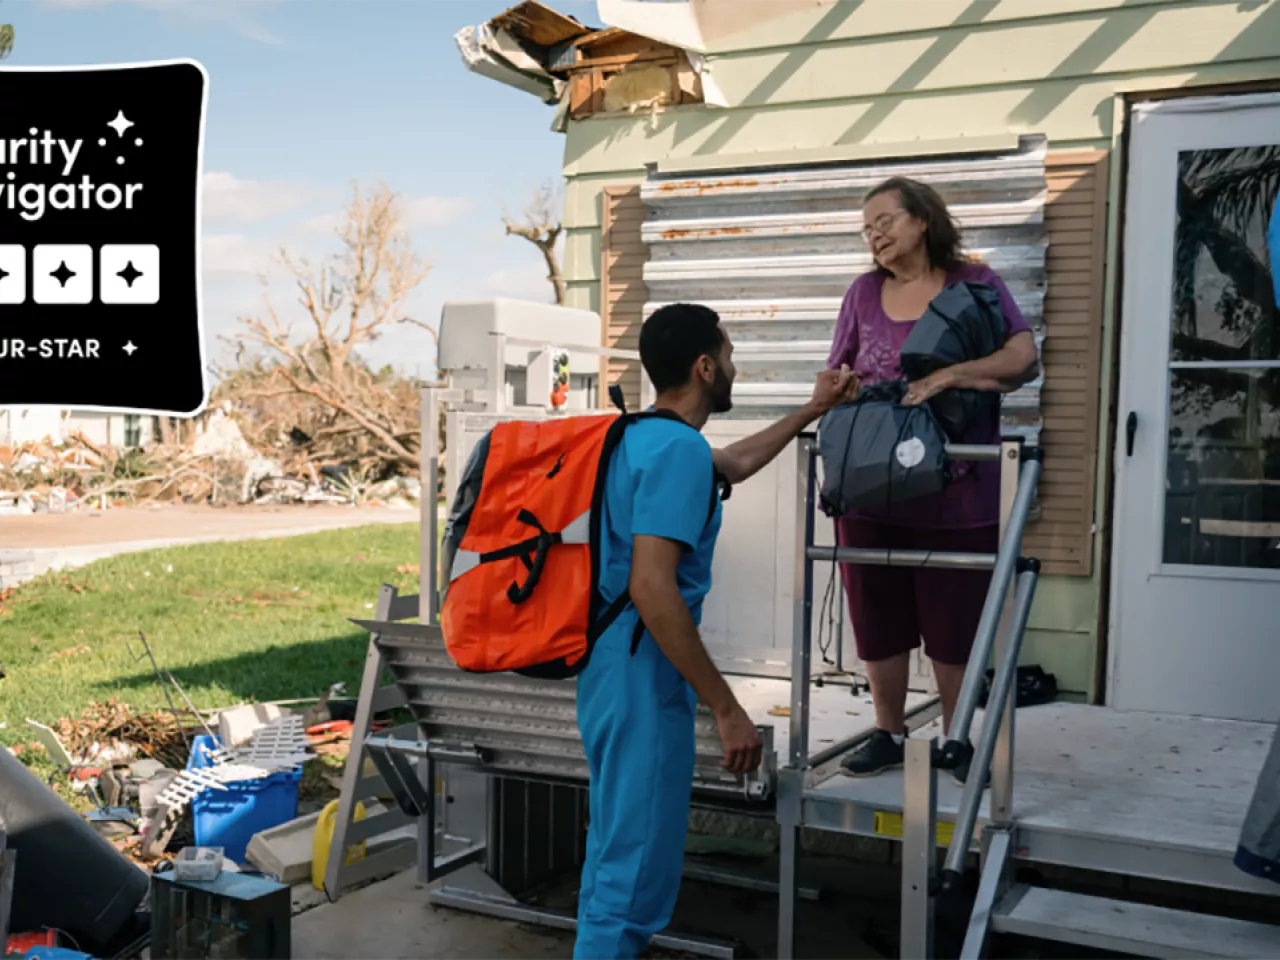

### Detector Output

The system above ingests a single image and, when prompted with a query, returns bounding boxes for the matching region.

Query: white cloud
[202,172,325,225]
[403,196,480,229]
[301,195,479,239]
[202,233,287,276]
[43,0,285,45]
[483,261,557,303]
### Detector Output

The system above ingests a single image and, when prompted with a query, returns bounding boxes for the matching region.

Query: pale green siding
[556,0,1280,696]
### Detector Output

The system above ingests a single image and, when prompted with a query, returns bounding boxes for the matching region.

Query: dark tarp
[900,280,1007,441]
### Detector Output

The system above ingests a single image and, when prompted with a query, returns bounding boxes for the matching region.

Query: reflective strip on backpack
[449,509,591,584]
[560,510,590,545]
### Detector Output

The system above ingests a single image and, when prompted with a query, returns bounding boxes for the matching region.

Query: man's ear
[693,355,714,384]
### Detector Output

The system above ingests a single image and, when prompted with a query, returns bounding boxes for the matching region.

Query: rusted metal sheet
[639,136,1049,443]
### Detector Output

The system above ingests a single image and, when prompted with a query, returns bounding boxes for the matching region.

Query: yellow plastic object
[311,798,367,890]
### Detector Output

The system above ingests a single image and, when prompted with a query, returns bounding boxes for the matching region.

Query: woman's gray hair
[865,177,964,273]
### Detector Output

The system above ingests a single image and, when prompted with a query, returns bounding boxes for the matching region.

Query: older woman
[830,176,1039,784]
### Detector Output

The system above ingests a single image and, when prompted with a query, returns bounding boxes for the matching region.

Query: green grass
[0,523,422,753]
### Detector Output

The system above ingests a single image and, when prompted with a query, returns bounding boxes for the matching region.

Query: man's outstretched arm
[630,534,762,775]
[713,366,857,486]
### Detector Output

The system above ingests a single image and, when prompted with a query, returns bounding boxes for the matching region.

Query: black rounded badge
[0,59,208,415]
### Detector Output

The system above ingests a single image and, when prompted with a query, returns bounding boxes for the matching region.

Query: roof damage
[456,0,724,129]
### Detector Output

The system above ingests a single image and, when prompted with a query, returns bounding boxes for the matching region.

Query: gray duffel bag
[817,381,951,517]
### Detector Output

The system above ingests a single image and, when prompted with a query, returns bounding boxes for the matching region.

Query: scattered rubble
[51,698,196,772]
[10,691,357,871]
[0,403,424,516]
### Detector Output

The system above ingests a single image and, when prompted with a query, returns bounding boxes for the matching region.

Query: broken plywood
[565,32,704,120]
[492,0,591,49]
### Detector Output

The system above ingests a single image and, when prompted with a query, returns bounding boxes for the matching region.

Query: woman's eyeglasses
[861,209,908,240]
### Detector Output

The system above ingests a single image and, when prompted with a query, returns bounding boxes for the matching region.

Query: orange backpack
[439,398,728,679]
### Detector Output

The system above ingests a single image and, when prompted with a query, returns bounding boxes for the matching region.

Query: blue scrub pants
[574,617,697,960]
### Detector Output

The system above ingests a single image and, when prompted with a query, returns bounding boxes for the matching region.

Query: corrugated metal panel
[365,622,771,800]
[639,137,1049,444]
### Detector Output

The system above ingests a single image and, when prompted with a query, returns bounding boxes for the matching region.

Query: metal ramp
[776,435,1280,959]
[323,583,487,900]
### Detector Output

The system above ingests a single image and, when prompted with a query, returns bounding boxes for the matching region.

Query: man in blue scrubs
[1268,188,1280,309]
[574,303,856,959]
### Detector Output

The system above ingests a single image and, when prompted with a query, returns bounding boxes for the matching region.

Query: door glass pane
[1165,144,1280,568]
[1165,370,1280,568]
[1170,145,1280,362]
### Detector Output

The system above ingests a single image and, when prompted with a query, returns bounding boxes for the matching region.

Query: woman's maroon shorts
[835,517,998,666]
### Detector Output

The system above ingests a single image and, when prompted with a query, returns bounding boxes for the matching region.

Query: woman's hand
[902,369,953,406]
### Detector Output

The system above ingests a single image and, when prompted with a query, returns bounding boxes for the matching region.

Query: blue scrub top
[1268,190,1280,310]
[596,417,722,628]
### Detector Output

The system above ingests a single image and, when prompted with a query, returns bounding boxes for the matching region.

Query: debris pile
[0,402,425,515]
[51,697,195,771]
[11,692,351,871]
[0,433,108,514]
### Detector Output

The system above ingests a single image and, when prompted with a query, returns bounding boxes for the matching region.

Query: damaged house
[457,0,1280,722]
[430,1,1280,955]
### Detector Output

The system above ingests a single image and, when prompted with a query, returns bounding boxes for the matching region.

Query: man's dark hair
[865,176,963,274]
[639,303,724,393]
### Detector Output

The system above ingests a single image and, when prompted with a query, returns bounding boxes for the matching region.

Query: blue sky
[4,0,597,378]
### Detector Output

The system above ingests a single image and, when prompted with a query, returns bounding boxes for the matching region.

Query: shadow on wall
[563,0,1279,169]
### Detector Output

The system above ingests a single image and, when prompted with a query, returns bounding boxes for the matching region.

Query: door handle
[1126,411,1138,457]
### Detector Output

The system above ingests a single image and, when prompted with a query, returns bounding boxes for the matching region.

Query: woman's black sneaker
[839,729,906,777]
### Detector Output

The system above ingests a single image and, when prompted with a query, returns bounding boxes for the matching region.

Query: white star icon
[123,341,138,356]
[107,110,135,138]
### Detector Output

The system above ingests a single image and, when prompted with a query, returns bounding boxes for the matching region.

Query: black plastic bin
[0,746,149,954]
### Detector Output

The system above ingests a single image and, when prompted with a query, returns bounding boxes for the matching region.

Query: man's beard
[710,361,734,414]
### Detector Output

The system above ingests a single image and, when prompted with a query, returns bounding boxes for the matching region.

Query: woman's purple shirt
[826,262,1033,529]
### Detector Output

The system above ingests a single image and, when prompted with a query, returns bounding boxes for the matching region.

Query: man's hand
[714,701,764,775]
[713,365,858,486]
[806,365,859,416]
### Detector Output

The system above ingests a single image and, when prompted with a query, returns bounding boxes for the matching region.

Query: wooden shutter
[599,186,648,410]
[1022,152,1110,577]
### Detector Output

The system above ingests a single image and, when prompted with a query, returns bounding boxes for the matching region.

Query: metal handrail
[938,448,1044,767]
[782,439,1016,771]
[939,563,1041,892]
[807,546,995,569]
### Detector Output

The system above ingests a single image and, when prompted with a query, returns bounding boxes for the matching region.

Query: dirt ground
[0,503,417,550]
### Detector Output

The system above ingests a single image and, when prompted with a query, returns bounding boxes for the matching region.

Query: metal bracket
[363,737,433,818]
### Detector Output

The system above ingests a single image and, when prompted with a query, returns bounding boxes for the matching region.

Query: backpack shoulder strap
[588,408,730,652]
[630,408,732,527]
[710,467,732,524]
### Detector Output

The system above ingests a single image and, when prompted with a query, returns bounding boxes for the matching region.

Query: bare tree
[503,180,566,305]
[224,181,434,473]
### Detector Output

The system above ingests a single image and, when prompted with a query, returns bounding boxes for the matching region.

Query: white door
[1111,92,1280,723]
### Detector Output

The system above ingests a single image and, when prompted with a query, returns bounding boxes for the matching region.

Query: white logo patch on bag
[895,436,926,469]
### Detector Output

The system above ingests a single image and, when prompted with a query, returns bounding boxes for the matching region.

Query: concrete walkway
[291,859,893,959]
[0,503,418,589]
[293,870,573,960]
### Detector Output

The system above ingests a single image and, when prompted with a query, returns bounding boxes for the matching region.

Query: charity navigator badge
[0,59,208,415]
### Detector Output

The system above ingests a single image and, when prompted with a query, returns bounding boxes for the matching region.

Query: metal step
[991,885,1280,959]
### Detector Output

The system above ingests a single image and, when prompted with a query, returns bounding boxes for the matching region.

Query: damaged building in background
[456,0,734,126]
